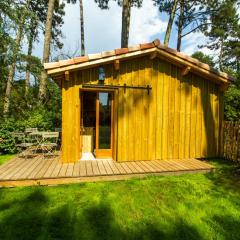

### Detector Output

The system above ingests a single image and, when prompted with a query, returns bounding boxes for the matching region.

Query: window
[99,67,105,84]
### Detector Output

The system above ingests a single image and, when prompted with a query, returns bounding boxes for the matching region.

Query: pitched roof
[44,39,234,85]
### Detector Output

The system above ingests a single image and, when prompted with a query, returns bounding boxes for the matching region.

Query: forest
[0,0,239,153]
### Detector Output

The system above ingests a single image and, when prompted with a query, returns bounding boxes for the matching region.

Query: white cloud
[32,0,216,60]
[129,0,167,44]
[181,31,215,57]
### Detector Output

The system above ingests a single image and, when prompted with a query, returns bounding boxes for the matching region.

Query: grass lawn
[0,159,239,240]
[0,154,15,165]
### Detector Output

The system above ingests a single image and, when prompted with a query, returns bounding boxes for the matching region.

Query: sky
[33,0,212,60]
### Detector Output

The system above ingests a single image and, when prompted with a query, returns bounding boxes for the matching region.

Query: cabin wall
[61,56,222,163]
[61,73,81,163]
[115,56,222,161]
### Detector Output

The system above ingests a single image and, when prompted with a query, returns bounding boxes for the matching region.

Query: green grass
[0,159,239,240]
[0,154,15,165]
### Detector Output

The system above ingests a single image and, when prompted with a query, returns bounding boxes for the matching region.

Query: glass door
[96,92,113,158]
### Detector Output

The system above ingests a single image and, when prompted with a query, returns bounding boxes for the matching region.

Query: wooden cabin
[44,39,233,163]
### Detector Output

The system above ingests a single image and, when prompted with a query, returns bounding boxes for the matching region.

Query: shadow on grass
[0,169,239,240]
[0,188,203,240]
[205,158,240,193]
[0,189,48,240]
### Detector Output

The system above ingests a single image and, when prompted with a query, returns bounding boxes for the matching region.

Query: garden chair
[39,132,59,156]
[54,128,62,148]
[25,128,38,134]
[11,132,35,158]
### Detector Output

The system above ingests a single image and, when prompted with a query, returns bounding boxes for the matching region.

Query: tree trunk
[38,0,55,102]
[25,19,38,95]
[177,0,184,51]
[79,0,85,56]
[121,0,131,48]
[164,0,178,46]
[219,38,224,71]
[3,0,30,117]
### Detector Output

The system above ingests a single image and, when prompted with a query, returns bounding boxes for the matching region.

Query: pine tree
[67,0,85,56]
[153,0,179,46]
[38,0,65,102]
[3,0,31,117]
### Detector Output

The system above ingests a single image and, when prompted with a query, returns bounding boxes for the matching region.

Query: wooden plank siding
[61,56,222,163]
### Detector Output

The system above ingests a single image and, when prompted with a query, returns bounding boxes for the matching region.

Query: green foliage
[224,85,240,121]
[191,51,215,67]
[0,80,61,154]
[201,0,239,71]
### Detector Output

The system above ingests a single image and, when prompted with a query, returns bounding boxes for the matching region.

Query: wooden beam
[219,83,230,92]
[150,52,158,60]
[181,66,191,76]
[114,60,120,70]
[65,71,70,81]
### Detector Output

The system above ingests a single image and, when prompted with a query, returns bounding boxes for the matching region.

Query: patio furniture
[11,132,35,158]
[25,128,38,134]
[38,132,59,156]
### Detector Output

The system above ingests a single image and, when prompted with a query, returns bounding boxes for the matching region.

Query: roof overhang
[44,39,234,90]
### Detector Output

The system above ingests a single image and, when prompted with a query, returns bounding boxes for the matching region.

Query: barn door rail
[82,83,152,94]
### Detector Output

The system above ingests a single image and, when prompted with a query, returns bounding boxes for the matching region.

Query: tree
[79,0,85,55]
[200,0,239,71]
[38,0,65,102]
[95,0,143,47]
[67,0,85,56]
[153,0,179,46]
[25,17,38,94]
[38,0,56,102]
[3,0,31,117]
[191,51,215,67]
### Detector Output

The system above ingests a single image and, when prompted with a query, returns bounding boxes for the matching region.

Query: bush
[224,85,240,121]
[0,118,24,154]
[0,106,61,154]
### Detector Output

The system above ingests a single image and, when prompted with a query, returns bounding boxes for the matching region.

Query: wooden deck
[0,155,215,187]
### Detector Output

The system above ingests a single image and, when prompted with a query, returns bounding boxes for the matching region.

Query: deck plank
[50,163,62,178]
[128,161,145,173]
[86,161,93,176]
[0,158,26,179]
[113,162,127,174]
[58,164,69,177]
[0,157,20,174]
[34,159,53,179]
[179,159,208,170]
[97,160,107,175]
[79,161,87,176]
[134,161,150,173]
[124,162,140,173]
[72,162,81,177]
[140,161,157,172]
[44,159,59,178]
[66,163,74,177]
[118,162,132,174]
[106,160,121,174]
[152,160,172,171]
[102,160,114,175]
[20,156,42,179]
[11,158,39,180]
[91,161,100,175]
[0,156,215,187]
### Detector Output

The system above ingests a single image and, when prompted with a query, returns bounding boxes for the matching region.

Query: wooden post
[181,66,191,76]
[114,60,120,71]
